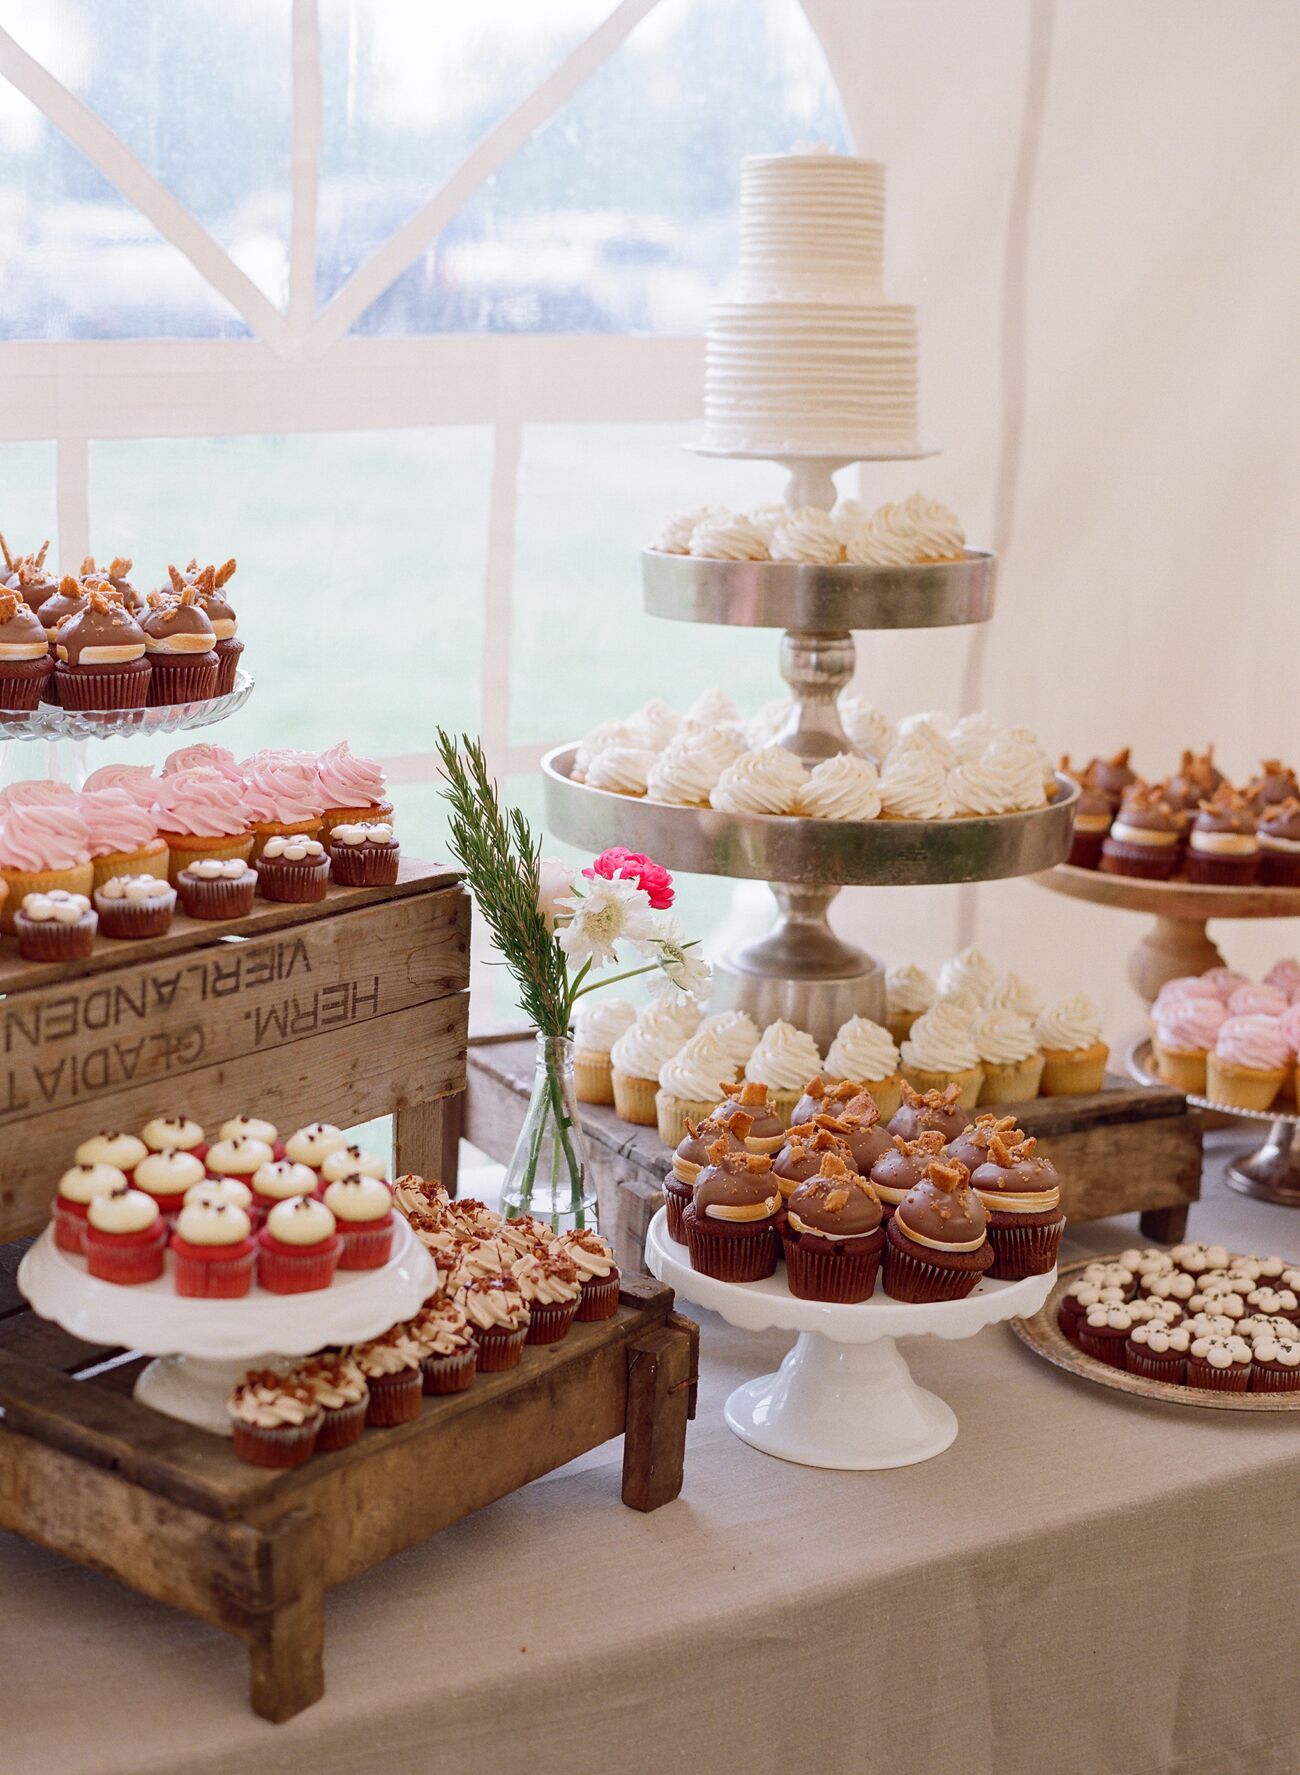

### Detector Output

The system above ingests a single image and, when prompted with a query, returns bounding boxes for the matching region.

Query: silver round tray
[0,668,253,743]
[641,549,996,632]
[542,747,1078,888]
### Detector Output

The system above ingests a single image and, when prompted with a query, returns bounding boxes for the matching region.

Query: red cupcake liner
[255,857,329,903]
[170,1234,256,1298]
[336,1216,395,1271]
[421,1346,477,1395]
[664,1178,692,1244]
[575,1270,621,1322]
[1076,1326,1130,1368]
[985,1215,1066,1280]
[55,1200,90,1255]
[364,1369,423,1426]
[782,1229,883,1302]
[54,658,151,709]
[1185,1355,1251,1392]
[231,1412,322,1469]
[1123,1344,1186,1384]
[684,1207,779,1283]
[313,1396,369,1451]
[0,657,54,711]
[473,1323,529,1372]
[328,843,400,887]
[85,1221,167,1285]
[14,911,97,962]
[214,637,244,697]
[256,1230,342,1294]
[140,1188,191,1218]
[525,1296,580,1345]
[1249,1363,1300,1394]
[146,652,219,707]
[882,1221,992,1303]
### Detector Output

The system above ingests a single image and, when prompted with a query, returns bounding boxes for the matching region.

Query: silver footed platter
[0,667,254,743]
[641,548,996,633]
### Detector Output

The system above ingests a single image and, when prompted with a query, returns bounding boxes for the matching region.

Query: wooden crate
[0,1246,697,1721]
[0,860,470,1240]
[466,1033,1204,1270]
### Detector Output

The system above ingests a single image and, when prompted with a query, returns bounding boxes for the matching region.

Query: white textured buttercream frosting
[970,1007,1038,1066]
[688,513,770,561]
[697,1009,761,1070]
[1035,994,1103,1053]
[901,997,979,1073]
[585,747,657,795]
[769,506,843,565]
[658,1028,737,1100]
[573,996,637,1055]
[886,964,936,1016]
[745,1019,823,1091]
[800,752,881,821]
[838,696,896,761]
[937,947,999,1003]
[710,745,808,816]
[824,1016,898,1082]
[647,726,745,806]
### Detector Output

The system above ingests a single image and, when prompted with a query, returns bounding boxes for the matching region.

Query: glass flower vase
[500,1034,597,1233]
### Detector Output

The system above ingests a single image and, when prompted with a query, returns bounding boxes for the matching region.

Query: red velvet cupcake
[1186,1333,1252,1391]
[292,1354,370,1450]
[512,1248,583,1343]
[782,1152,884,1302]
[170,1198,256,1297]
[256,1195,341,1293]
[882,1157,994,1302]
[684,1141,782,1282]
[1124,1319,1190,1383]
[140,1115,207,1162]
[1076,1301,1138,1367]
[134,1147,207,1218]
[249,1159,318,1225]
[73,1130,147,1184]
[53,1162,128,1254]
[85,1187,167,1284]
[457,1275,531,1371]
[409,1297,478,1394]
[1248,1331,1300,1393]
[356,1330,424,1425]
[322,1174,395,1269]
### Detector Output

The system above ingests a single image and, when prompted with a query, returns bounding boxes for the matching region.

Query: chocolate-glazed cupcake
[831,1093,893,1174]
[140,585,219,705]
[0,591,53,710]
[791,1075,876,1128]
[1256,798,1300,887]
[1244,759,1300,817]
[1087,747,1137,813]
[945,1112,1024,1176]
[666,1110,751,1243]
[970,1134,1065,1278]
[53,586,151,709]
[1061,757,1113,870]
[886,1081,968,1144]
[1185,784,1259,886]
[684,1139,781,1282]
[1164,747,1221,814]
[1100,782,1181,881]
[1,536,58,614]
[708,1079,785,1154]
[868,1129,945,1221]
[772,1123,857,1201]
[81,554,144,615]
[38,575,89,701]
[882,1156,993,1302]
[783,1152,885,1302]
[186,559,243,695]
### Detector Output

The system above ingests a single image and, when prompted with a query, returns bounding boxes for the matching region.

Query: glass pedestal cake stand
[645,1208,1054,1470]
[18,1213,434,1434]
[0,667,254,790]
[543,551,1076,1052]
[1032,864,1300,1005]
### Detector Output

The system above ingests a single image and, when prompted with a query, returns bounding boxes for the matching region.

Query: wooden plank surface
[0,857,460,993]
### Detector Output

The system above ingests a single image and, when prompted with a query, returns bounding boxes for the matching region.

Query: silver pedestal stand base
[1225,1129,1300,1207]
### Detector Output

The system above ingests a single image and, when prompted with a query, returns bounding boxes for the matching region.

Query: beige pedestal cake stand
[1033,864,1300,1004]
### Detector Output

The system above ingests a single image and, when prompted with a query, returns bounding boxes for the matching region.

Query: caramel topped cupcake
[887,1081,968,1144]
[81,554,142,614]
[772,1123,856,1200]
[685,1141,781,1282]
[1166,746,1224,810]
[672,1109,752,1184]
[1101,781,1181,881]
[1257,799,1300,886]
[0,590,53,710]
[945,1112,1023,1176]
[1087,747,1137,812]
[1244,759,1300,815]
[783,1152,885,1302]
[141,585,219,706]
[868,1129,946,1217]
[54,586,151,710]
[708,1079,785,1153]
[884,1156,993,1301]
[1,535,58,612]
[186,559,243,695]
[970,1134,1065,1278]
[1186,784,1259,886]
[1061,756,1114,869]
[790,1074,868,1127]
[832,1092,893,1173]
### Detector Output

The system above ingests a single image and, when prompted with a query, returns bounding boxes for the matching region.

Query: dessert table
[3,1135,1298,1775]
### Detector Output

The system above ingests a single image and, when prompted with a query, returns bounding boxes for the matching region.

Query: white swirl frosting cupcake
[823,1015,901,1117]
[970,1007,1044,1105]
[572,995,637,1106]
[769,506,842,565]
[688,513,770,561]
[585,746,658,796]
[647,725,745,806]
[710,745,808,816]
[745,1019,824,1121]
[899,997,984,1109]
[655,1027,740,1148]
[937,946,999,1004]
[879,738,957,820]
[1034,994,1108,1095]
[697,1008,761,1071]
[838,696,896,762]
[610,999,701,1127]
[800,753,881,821]
[885,962,936,1043]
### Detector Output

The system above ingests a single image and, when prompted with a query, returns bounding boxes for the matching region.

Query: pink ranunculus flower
[536,856,576,932]
[585,847,674,910]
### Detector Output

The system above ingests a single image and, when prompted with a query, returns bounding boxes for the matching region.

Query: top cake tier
[738,152,887,302]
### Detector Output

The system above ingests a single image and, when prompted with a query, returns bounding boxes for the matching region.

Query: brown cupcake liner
[1183,852,1258,886]
[1249,1363,1300,1394]
[684,1207,779,1282]
[93,889,175,940]
[1185,1356,1251,1392]
[984,1214,1065,1280]
[214,636,244,697]
[146,652,219,707]
[575,1270,620,1322]
[664,1177,693,1244]
[1123,1346,1186,1384]
[314,1396,369,1451]
[421,1346,477,1395]
[1099,841,1179,881]
[524,1296,580,1345]
[473,1323,529,1372]
[1057,1303,1084,1345]
[230,1412,322,1469]
[1066,829,1106,869]
[1257,852,1300,888]
[14,910,97,962]
[0,656,54,710]
[1076,1326,1132,1368]
[882,1221,992,1303]
[255,856,329,903]
[364,1368,423,1425]
[177,870,256,920]
[54,658,151,709]
[327,841,400,887]
[783,1228,883,1302]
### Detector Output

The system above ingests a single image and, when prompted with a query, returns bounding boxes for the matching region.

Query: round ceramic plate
[1009,1257,1300,1413]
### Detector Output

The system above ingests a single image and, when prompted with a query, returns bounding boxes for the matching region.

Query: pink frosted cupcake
[0,796,94,933]
[161,743,243,783]
[241,749,326,861]
[81,762,160,805]
[1150,995,1225,1094]
[1264,957,1300,997]
[1150,976,1225,1022]
[1199,967,1251,1000]
[1207,1014,1290,1111]
[1227,983,1289,1019]
[153,766,253,886]
[316,740,393,836]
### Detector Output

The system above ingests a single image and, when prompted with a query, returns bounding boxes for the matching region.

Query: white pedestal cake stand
[645,1209,1053,1470]
[18,1215,435,1434]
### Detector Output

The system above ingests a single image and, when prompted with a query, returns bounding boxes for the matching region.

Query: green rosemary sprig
[436,730,571,1035]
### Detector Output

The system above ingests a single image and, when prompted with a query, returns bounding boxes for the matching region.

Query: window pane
[89,431,489,764]
[347,0,849,335]
[0,443,58,552]
[510,423,788,749]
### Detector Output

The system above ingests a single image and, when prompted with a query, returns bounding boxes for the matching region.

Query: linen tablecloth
[3,1135,1298,1775]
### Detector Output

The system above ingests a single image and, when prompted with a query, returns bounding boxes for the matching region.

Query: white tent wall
[1,0,1298,1041]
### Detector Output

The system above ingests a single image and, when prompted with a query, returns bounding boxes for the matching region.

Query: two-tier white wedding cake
[702,149,919,455]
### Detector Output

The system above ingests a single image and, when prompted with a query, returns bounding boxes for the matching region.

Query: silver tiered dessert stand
[543,446,1078,1052]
